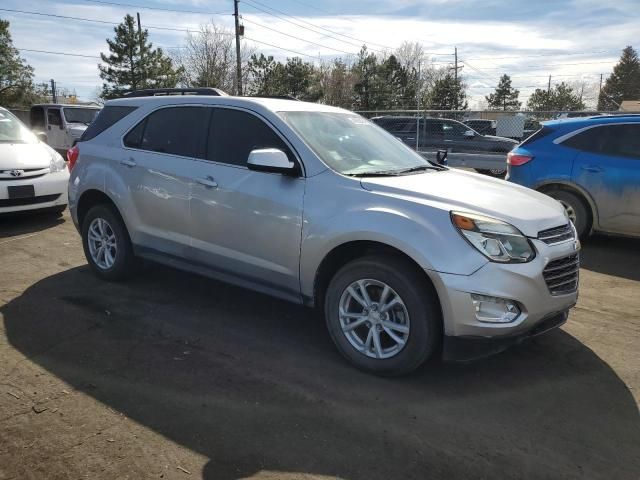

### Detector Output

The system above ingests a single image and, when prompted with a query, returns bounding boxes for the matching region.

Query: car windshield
[63,107,100,125]
[0,110,38,144]
[279,111,437,176]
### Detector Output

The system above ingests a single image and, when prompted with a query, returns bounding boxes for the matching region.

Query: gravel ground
[0,211,639,480]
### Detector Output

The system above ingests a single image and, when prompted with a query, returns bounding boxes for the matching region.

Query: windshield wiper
[395,164,446,174]
[345,170,404,177]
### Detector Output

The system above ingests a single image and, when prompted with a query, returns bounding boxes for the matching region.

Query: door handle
[196,176,218,188]
[119,158,137,168]
[581,165,603,173]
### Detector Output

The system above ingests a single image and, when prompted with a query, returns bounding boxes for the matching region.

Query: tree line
[1,15,639,112]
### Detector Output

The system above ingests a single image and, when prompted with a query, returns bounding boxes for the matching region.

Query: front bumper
[0,170,69,214]
[442,309,569,361]
[428,236,579,357]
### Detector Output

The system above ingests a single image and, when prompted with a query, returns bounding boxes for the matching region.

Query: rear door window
[82,106,136,141]
[563,124,640,159]
[47,109,62,127]
[137,106,210,159]
[207,108,293,167]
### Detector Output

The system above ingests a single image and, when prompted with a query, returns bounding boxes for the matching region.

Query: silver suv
[68,95,580,375]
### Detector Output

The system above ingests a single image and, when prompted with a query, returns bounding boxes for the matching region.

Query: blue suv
[507,115,640,238]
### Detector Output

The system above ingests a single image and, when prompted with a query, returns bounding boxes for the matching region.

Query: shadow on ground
[2,263,639,479]
[0,209,65,239]
[580,234,640,281]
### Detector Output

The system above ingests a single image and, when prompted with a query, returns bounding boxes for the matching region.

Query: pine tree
[598,46,640,110]
[527,82,585,111]
[486,74,521,110]
[99,14,182,98]
[425,73,467,110]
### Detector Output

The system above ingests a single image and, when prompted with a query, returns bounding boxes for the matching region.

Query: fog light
[471,294,521,323]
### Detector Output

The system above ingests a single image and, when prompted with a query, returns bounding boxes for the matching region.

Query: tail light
[67,144,80,171]
[507,152,533,166]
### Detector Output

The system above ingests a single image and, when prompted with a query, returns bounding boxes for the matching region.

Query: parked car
[372,116,516,176]
[68,94,579,375]
[507,115,640,238]
[30,104,101,153]
[464,119,496,136]
[0,107,68,215]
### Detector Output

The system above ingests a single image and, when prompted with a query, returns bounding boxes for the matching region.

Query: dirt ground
[0,211,638,480]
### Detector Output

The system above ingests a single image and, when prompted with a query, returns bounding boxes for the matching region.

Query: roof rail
[121,88,228,98]
[245,95,300,101]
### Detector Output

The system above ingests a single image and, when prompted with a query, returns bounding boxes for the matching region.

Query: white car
[29,104,101,153]
[0,107,69,215]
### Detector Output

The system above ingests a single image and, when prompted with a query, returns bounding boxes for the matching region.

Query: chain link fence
[355,110,619,175]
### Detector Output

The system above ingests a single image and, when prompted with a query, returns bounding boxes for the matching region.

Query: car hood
[360,169,566,237]
[483,135,518,144]
[68,124,88,138]
[0,143,52,170]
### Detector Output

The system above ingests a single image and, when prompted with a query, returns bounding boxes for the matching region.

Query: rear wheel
[81,204,137,280]
[324,256,441,376]
[546,189,591,238]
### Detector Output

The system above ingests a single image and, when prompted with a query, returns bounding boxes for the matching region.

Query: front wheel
[324,256,442,376]
[476,168,506,178]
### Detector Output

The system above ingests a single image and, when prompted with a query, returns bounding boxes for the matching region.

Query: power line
[469,60,617,70]
[243,36,319,59]
[81,0,230,16]
[242,0,393,53]
[241,17,357,56]
[17,48,101,59]
[463,50,616,61]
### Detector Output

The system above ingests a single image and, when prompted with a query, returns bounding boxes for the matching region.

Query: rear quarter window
[520,126,554,146]
[81,106,138,142]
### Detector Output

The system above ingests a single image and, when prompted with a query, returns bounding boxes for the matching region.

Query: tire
[324,255,442,376]
[546,189,591,238]
[476,168,506,178]
[81,204,137,281]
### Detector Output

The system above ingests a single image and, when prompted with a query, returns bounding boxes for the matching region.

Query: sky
[2,0,639,108]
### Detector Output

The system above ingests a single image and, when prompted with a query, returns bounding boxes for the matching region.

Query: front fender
[299,193,488,300]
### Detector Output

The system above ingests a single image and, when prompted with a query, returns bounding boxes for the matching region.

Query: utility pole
[416,59,421,151]
[233,0,243,96]
[50,79,57,103]
[599,73,603,93]
[454,46,458,110]
[547,75,552,94]
[137,12,144,89]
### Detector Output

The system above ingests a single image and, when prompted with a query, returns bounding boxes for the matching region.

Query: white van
[30,104,101,153]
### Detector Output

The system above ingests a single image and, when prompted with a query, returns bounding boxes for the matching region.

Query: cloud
[2,0,636,106]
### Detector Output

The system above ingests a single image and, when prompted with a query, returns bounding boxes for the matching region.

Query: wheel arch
[535,180,599,230]
[311,240,442,318]
[76,189,123,230]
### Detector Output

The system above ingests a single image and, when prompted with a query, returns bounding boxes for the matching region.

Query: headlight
[451,211,535,263]
[49,149,66,173]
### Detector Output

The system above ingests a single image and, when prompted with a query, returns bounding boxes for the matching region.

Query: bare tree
[173,21,254,93]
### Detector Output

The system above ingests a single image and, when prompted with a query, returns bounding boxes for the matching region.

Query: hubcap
[559,200,577,224]
[87,218,117,270]
[338,279,410,359]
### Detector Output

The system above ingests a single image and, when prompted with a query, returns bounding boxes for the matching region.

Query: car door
[568,123,640,234]
[188,107,305,300]
[120,105,207,258]
[46,108,66,150]
[443,120,484,153]
[421,119,445,152]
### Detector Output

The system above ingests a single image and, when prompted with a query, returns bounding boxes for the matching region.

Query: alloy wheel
[87,217,117,270]
[338,279,411,359]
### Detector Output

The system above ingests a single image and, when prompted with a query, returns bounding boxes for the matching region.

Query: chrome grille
[0,168,50,181]
[543,254,579,296]
[538,223,574,245]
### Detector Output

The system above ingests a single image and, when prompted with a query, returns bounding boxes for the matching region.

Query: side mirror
[464,130,475,138]
[247,148,296,175]
[436,149,448,166]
